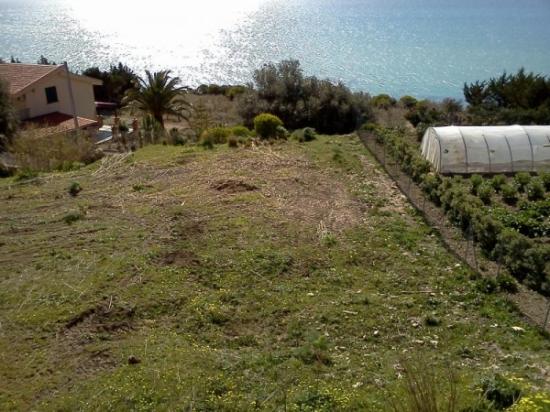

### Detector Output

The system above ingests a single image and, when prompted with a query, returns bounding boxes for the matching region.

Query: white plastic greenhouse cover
[421,125,550,174]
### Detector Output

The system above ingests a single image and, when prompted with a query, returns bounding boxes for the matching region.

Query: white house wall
[16,70,98,120]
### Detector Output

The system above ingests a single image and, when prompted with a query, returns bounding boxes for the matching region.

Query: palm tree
[123,70,190,129]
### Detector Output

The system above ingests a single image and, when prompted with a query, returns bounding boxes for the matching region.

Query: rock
[128,355,141,365]
[511,326,525,333]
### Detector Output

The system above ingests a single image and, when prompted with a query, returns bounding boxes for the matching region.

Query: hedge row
[368,127,550,296]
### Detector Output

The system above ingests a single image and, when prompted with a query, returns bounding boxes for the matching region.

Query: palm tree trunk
[155,114,164,129]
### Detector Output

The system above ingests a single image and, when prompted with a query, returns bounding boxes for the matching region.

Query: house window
[45,86,58,104]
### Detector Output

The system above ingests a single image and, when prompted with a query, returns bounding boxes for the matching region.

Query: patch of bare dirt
[65,303,135,333]
[204,147,365,232]
[359,155,409,214]
[159,250,201,267]
[212,180,259,193]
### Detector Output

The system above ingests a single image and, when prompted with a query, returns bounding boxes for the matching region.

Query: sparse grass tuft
[62,211,84,225]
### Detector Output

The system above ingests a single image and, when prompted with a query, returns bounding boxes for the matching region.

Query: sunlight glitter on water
[62,0,265,64]
[1,0,549,98]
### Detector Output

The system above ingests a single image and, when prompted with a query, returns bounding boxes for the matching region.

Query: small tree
[254,113,283,139]
[0,79,18,151]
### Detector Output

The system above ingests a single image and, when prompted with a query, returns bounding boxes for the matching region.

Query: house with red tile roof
[0,63,103,135]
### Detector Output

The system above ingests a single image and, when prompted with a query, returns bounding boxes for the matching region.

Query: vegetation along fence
[358,126,550,332]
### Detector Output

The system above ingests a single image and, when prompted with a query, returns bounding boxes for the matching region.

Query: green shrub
[514,172,531,192]
[68,182,82,197]
[523,245,550,295]
[526,177,545,201]
[540,171,550,191]
[472,213,504,256]
[294,335,332,366]
[470,174,484,195]
[495,229,533,282]
[496,273,518,293]
[420,173,442,205]
[490,175,507,192]
[399,95,418,109]
[292,127,317,143]
[200,127,231,146]
[231,125,251,137]
[276,125,289,140]
[480,374,522,410]
[14,168,38,181]
[500,183,519,205]
[253,113,283,139]
[371,94,396,109]
[477,183,494,205]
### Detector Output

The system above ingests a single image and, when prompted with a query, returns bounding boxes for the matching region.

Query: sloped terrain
[0,136,548,410]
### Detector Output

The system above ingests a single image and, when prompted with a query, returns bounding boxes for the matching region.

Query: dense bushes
[10,130,102,173]
[253,113,283,139]
[238,60,373,134]
[464,68,550,125]
[194,84,246,100]
[200,125,253,148]
[367,126,549,296]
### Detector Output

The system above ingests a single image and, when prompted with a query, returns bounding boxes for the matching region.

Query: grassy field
[0,135,549,411]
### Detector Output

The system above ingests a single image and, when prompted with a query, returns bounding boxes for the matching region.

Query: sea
[1,0,549,99]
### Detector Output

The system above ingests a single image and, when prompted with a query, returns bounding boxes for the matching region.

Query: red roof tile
[0,64,62,95]
[25,112,99,137]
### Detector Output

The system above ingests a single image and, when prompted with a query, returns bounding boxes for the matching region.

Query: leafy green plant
[470,174,484,195]
[495,273,518,293]
[514,172,531,192]
[477,183,494,205]
[231,125,251,137]
[14,168,38,181]
[480,374,522,410]
[526,177,545,201]
[421,174,443,205]
[500,183,518,205]
[276,125,289,140]
[253,113,284,139]
[490,175,507,192]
